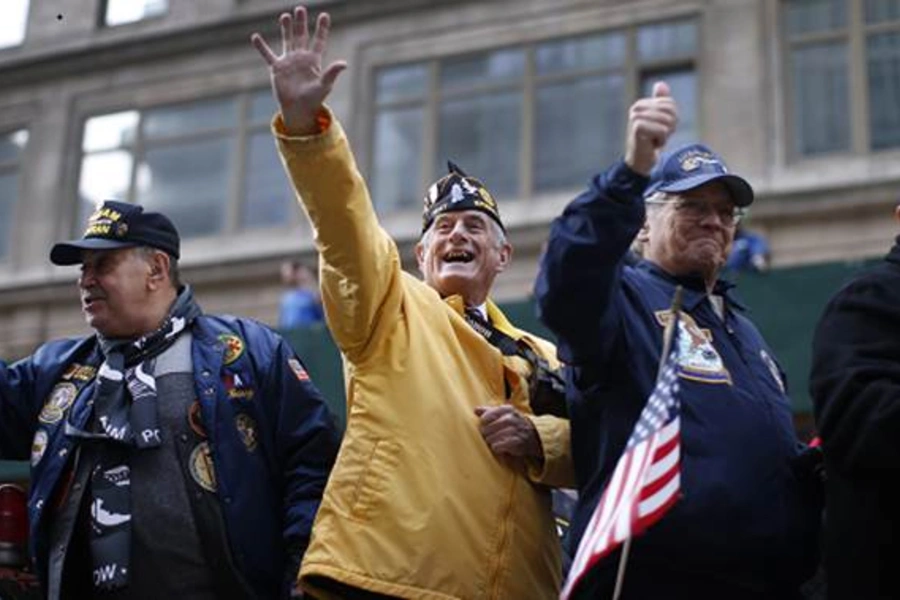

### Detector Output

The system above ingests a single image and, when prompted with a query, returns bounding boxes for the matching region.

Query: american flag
[561,323,682,600]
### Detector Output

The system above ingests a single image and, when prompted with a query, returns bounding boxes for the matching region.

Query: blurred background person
[279,259,324,329]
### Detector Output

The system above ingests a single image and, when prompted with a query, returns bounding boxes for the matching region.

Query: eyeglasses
[645,197,746,226]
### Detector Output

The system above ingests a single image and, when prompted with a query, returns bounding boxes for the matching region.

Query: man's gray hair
[135,245,181,288]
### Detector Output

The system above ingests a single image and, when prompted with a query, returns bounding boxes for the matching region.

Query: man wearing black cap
[253,6,572,599]
[0,200,341,598]
[535,84,820,597]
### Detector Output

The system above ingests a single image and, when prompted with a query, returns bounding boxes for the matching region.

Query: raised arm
[534,82,677,367]
[252,7,402,363]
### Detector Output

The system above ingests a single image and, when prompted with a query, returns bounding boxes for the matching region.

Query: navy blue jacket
[535,162,819,598]
[0,314,341,598]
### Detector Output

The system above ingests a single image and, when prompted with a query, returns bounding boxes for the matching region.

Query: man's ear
[637,217,651,246]
[894,204,900,227]
[147,251,170,289]
[495,241,512,274]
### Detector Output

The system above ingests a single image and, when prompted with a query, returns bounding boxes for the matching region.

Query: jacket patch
[655,310,732,385]
[31,430,48,466]
[218,334,245,366]
[223,372,255,400]
[39,382,78,424]
[187,401,207,439]
[189,441,217,492]
[235,414,258,452]
[760,349,786,394]
[287,358,310,382]
[61,363,97,382]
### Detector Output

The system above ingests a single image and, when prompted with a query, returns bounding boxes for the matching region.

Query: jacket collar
[445,294,520,337]
[636,260,747,312]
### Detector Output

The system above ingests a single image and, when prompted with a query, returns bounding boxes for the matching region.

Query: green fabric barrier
[280,258,880,423]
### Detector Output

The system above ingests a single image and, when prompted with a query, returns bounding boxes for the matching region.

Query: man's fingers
[322,61,348,88]
[250,33,278,66]
[279,12,293,55]
[294,5,309,49]
[652,80,671,98]
[312,12,331,55]
[476,404,514,426]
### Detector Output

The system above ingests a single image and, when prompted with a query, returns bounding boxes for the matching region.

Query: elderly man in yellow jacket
[252,6,574,599]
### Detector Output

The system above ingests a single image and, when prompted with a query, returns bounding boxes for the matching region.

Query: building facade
[0,0,898,361]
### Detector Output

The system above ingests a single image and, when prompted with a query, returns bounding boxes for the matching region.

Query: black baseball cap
[644,143,754,208]
[50,201,180,266]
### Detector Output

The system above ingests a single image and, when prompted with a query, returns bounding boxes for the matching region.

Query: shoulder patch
[760,349,786,394]
[287,358,310,382]
[39,382,78,424]
[218,334,245,366]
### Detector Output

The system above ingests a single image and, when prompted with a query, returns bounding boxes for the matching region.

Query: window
[0,129,29,260]
[371,18,699,212]
[784,0,900,155]
[0,0,29,49]
[102,0,167,27]
[77,91,294,239]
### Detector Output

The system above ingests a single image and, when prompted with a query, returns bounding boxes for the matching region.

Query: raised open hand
[624,81,678,176]
[251,6,347,135]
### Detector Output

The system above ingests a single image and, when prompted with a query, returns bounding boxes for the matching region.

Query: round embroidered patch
[189,441,217,493]
[218,334,245,366]
[234,414,258,452]
[31,430,48,466]
[39,382,78,424]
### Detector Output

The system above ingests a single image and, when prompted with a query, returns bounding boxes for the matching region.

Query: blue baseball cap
[644,143,754,208]
[50,200,180,265]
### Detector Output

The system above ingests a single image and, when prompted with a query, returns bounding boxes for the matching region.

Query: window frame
[99,0,169,28]
[782,0,900,159]
[366,14,701,214]
[0,127,29,264]
[74,90,300,239]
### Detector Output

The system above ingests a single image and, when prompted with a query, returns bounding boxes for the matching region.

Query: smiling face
[78,247,174,338]
[643,181,738,289]
[415,210,511,306]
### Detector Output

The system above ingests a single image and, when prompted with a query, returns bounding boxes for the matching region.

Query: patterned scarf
[66,286,202,591]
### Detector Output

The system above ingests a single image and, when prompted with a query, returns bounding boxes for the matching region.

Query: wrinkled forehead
[80,246,138,267]
[426,209,493,232]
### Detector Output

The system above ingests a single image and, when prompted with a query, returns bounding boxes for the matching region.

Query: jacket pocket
[328,436,401,522]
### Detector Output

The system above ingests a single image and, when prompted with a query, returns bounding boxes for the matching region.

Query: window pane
[641,69,699,150]
[784,0,847,36]
[371,107,424,212]
[638,20,698,62]
[0,129,28,163]
[82,111,139,152]
[104,0,167,26]
[0,0,29,49]
[867,0,900,23]
[790,42,850,155]
[535,75,625,192]
[376,63,428,104]
[440,49,525,91]
[143,98,237,139]
[438,92,522,199]
[868,31,900,149]
[0,173,19,259]
[535,32,626,74]
[136,138,233,237]
[77,151,134,228]
[242,132,295,228]
[249,90,278,124]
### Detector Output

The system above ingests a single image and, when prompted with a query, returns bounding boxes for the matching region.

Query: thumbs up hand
[624,81,678,176]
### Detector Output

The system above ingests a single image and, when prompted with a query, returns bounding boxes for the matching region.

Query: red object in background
[0,484,27,567]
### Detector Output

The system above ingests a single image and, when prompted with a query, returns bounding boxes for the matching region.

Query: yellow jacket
[274,111,574,600]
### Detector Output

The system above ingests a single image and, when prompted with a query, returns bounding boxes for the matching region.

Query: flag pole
[611,285,684,600]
